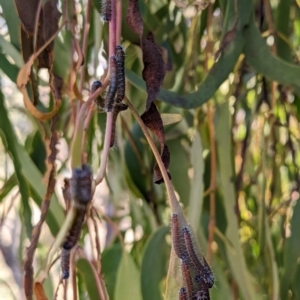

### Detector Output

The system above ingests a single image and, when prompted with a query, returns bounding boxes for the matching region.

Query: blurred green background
[0,0,300,299]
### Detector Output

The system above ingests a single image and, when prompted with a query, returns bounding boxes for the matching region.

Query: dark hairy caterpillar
[105,56,118,112]
[171,214,183,259]
[181,257,194,300]
[179,287,188,300]
[115,45,125,104]
[61,248,71,279]
[182,227,214,289]
[71,164,93,205]
[101,0,111,22]
[91,81,105,111]
[195,275,210,300]
[61,164,93,279]
[62,205,87,251]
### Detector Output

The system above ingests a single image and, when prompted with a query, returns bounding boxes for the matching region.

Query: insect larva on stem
[115,45,125,104]
[71,164,93,205]
[181,256,194,300]
[182,227,214,289]
[61,248,71,279]
[178,287,188,300]
[91,81,104,111]
[171,214,184,259]
[62,205,87,251]
[105,56,118,112]
[101,0,111,22]
[195,275,210,300]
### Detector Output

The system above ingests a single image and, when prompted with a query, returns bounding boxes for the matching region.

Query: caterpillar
[71,164,93,205]
[115,45,125,104]
[62,205,87,251]
[61,248,71,279]
[91,81,105,111]
[105,56,118,112]
[182,227,214,289]
[181,256,194,300]
[101,0,111,22]
[195,275,210,300]
[178,287,188,300]
[171,214,184,259]
[110,103,128,147]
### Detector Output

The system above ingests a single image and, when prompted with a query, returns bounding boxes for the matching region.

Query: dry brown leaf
[17,56,61,120]
[142,37,166,110]
[15,0,39,34]
[34,282,49,300]
[141,103,171,183]
[126,0,143,37]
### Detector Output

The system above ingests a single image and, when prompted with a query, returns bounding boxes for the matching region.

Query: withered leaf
[126,0,143,37]
[34,282,48,300]
[142,38,165,111]
[141,103,171,184]
[17,55,61,121]
[15,0,39,34]
[50,73,63,100]
[43,0,62,42]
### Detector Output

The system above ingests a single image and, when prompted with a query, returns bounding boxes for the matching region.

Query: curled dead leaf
[17,56,61,121]
[34,282,48,300]
[141,103,171,184]
[126,0,143,37]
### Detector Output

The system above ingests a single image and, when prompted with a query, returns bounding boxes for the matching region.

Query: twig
[24,116,59,300]
[33,0,43,52]
[94,0,117,184]
[204,3,216,264]
[79,0,92,91]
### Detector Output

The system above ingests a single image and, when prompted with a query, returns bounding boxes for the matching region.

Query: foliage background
[0,0,300,299]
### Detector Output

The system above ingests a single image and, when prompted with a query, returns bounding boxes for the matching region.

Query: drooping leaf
[0,91,32,237]
[114,252,143,300]
[140,226,170,300]
[280,199,300,299]
[126,0,143,37]
[76,257,108,300]
[215,102,257,300]
[141,103,171,184]
[141,36,165,110]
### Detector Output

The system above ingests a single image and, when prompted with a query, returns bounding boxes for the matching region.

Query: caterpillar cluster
[170,214,214,300]
[60,165,93,279]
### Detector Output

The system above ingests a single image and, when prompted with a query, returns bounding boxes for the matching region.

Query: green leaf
[114,252,143,300]
[187,131,204,229]
[101,244,123,300]
[0,91,32,237]
[244,18,300,92]
[280,199,300,298]
[0,0,20,48]
[215,102,257,300]
[0,35,23,68]
[0,52,19,82]
[76,257,108,300]
[16,142,64,235]
[141,226,170,300]
[168,137,190,207]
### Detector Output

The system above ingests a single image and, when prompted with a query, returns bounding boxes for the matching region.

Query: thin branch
[79,0,92,91]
